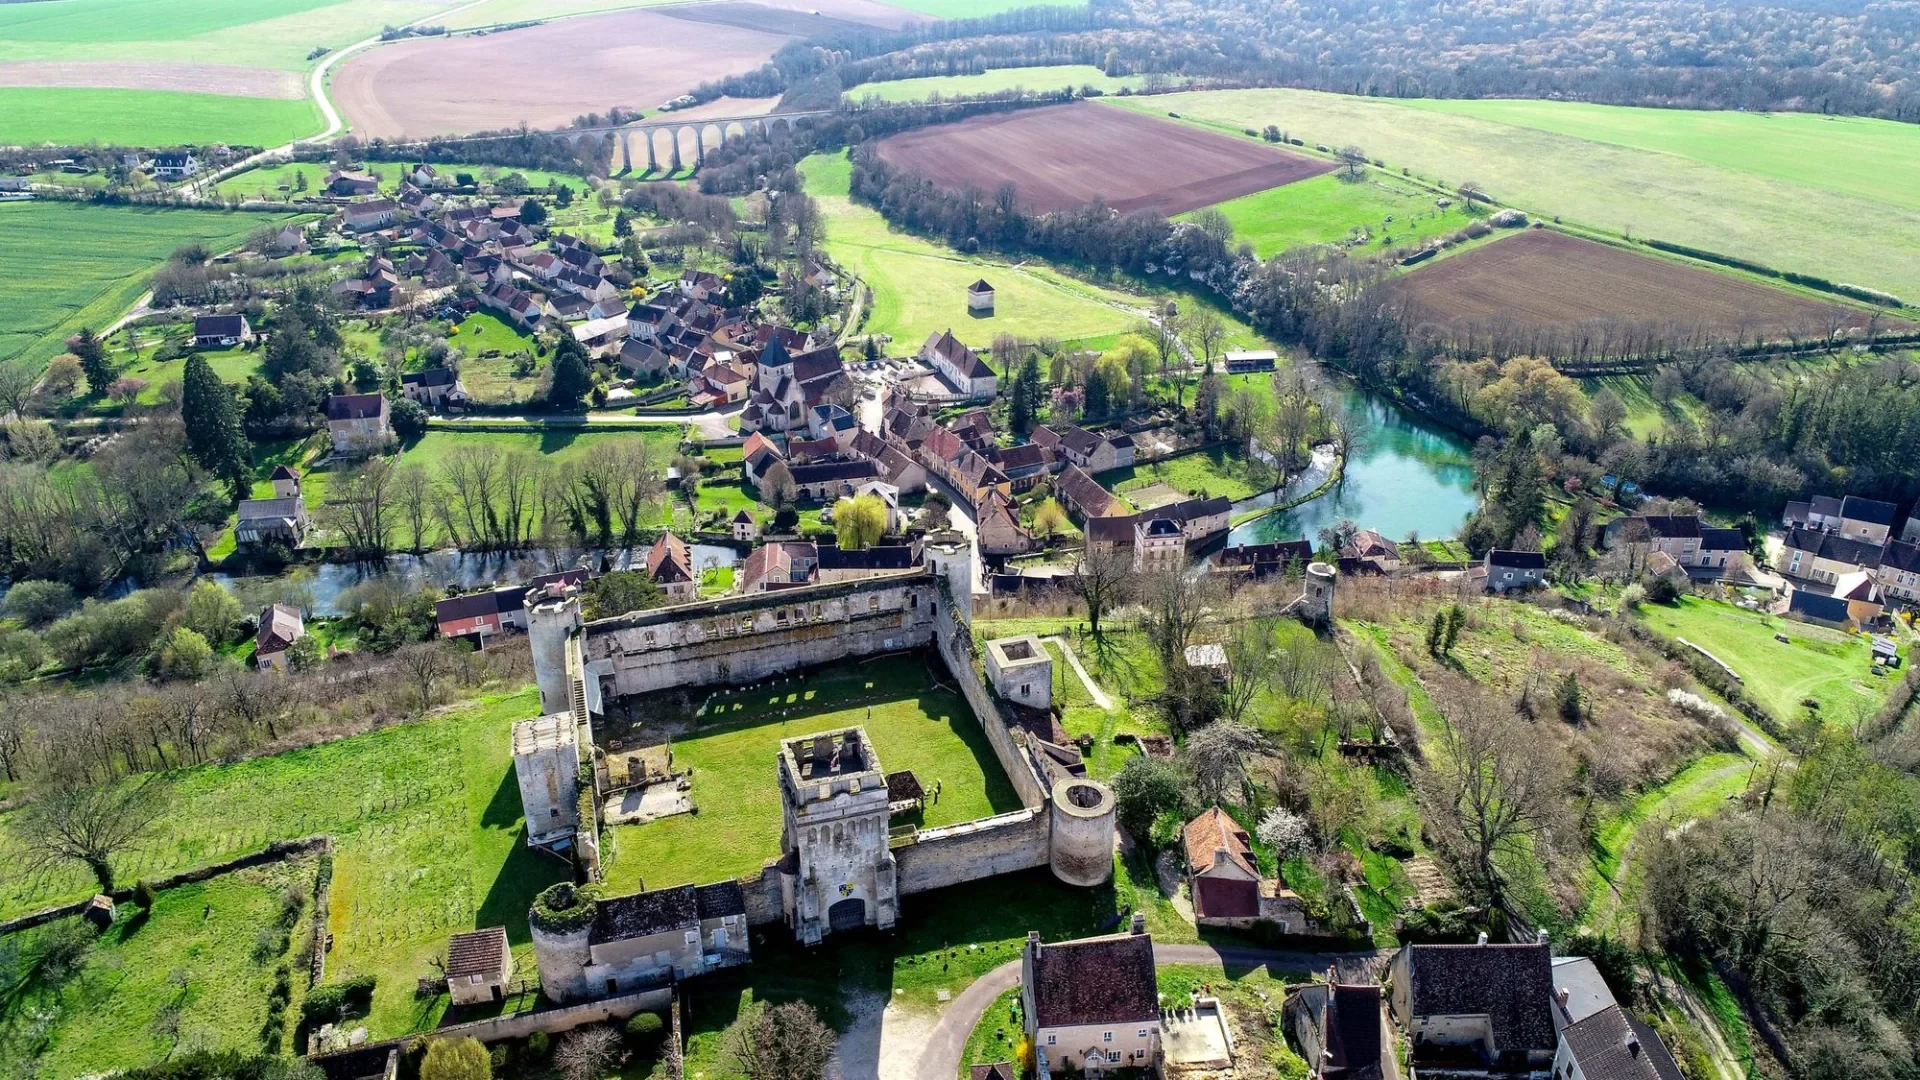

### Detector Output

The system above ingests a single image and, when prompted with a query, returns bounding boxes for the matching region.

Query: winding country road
[912,943,1385,1080]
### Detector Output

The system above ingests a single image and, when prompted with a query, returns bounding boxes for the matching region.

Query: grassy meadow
[0,0,468,69]
[0,859,318,1076]
[601,656,1023,893]
[849,64,1145,103]
[0,87,319,147]
[1634,596,1894,722]
[0,202,304,374]
[1112,91,1920,302]
[1195,170,1476,257]
[800,153,1146,349]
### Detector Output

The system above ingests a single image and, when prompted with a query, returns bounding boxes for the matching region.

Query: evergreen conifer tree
[181,352,252,498]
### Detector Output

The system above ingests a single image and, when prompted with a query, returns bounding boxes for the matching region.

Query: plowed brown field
[871,100,1337,215]
[1397,229,1882,339]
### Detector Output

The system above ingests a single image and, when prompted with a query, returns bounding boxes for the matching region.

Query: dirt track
[1397,229,1884,339]
[331,9,792,139]
[0,60,303,98]
[872,100,1336,216]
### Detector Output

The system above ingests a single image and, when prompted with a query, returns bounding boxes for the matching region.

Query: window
[1046,1035,1056,1046]
[550,807,559,818]
[1107,1051,1121,1063]
[1137,1029,1149,1039]
[1020,684,1030,696]
[685,931,698,945]
[643,631,655,645]
[1103,1032,1113,1043]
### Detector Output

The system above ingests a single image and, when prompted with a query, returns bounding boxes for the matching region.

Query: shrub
[529,883,601,934]
[134,880,158,910]
[625,1010,666,1047]
[526,1031,552,1059]
[301,974,378,1026]
[1666,688,1727,722]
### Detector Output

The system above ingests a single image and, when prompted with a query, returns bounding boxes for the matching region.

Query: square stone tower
[984,636,1052,711]
[513,714,581,849]
[777,727,897,944]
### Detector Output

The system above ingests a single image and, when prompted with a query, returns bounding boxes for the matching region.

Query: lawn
[1194,170,1476,258]
[0,687,560,1041]
[799,153,1144,351]
[399,427,682,473]
[112,340,266,405]
[851,65,1145,104]
[958,985,1025,1079]
[1111,91,1920,303]
[0,87,320,147]
[0,202,305,373]
[0,0,470,69]
[0,858,318,1077]
[1634,596,1893,722]
[1099,445,1269,503]
[601,655,1023,893]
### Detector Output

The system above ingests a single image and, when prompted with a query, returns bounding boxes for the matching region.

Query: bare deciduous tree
[394,639,467,716]
[1072,546,1133,638]
[1142,569,1220,665]
[554,1024,623,1080]
[722,1001,836,1080]
[394,464,433,554]
[325,458,397,558]
[14,773,171,892]
[1416,678,1568,901]
[1184,720,1260,808]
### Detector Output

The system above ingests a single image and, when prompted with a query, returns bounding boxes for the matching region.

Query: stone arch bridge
[567,109,835,173]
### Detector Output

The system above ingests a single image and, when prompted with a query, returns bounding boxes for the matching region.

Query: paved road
[912,943,1385,1080]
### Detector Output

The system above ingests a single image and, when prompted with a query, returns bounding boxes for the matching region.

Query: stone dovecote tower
[776,727,898,945]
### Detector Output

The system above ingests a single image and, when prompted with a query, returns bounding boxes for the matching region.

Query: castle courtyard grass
[601,655,1023,893]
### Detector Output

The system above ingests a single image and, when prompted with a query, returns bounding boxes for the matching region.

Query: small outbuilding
[967,278,995,312]
[83,894,116,931]
[445,926,512,1005]
[732,509,759,542]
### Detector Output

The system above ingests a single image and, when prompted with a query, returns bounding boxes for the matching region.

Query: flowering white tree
[1256,806,1314,862]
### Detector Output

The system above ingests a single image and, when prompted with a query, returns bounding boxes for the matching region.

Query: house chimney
[1536,928,1549,945]
[1556,988,1570,1007]
[1625,1033,1642,1057]
[1027,930,1041,953]
[1476,931,1489,945]
[1215,846,1232,871]
[1131,912,1147,935]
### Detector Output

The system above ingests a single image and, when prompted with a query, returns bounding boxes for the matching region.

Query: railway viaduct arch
[566,111,830,174]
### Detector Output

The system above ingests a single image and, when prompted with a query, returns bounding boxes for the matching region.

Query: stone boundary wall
[740,868,785,928]
[932,615,1047,809]
[894,809,1050,895]
[0,835,333,937]
[308,986,674,1063]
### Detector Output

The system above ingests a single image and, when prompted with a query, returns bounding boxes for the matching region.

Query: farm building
[445,926,512,1005]
[967,278,995,311]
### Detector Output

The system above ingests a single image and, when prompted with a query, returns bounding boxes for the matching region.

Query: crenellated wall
[893,809,1050,896]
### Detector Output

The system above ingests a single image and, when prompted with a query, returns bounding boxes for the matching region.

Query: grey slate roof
[1029,933,1159,1028]
[592,884,697,945]
[1560,1004,1685,1080]
[1403,942,1556,1053]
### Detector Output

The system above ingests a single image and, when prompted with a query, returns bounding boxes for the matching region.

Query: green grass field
[850,64,1144,104]
[0,87,320,148]
[0,202,305,374]
[602,656,1023,893]
[1112,91,1920,302]
[1635,596,1894,722]
[1194,170,1475,258]
[800,153,1144,350]
[0,0,468,69]
[0,688,561,1041]
[0,859,317,1076]
[1099,445,1268,502]
[105,338,266,405]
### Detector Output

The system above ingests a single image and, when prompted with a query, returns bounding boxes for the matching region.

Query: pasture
[0,859,318,1077]
[849,64,1145,103]
[0,0,467,69]
[1635,596,1893,722]
[1394,230,1873,340]
[1109,90,1920,303]
[800,153,1145,347]
[0,86,320,150]
[601,655,1022,893]
[871,100,1335,216]
[0,202,303,374]
[1196,171,1476,258]
[0,688,561,1041]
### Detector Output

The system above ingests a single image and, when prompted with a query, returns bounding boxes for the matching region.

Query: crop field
[0,859,318,1076]
[0,202,304,374]
[1195,171,1477,258]
[1394,230,1874,340]
[800,153,1144,347]
[603,656,1022,893]
[0,86,321,147]
[1110,90,1920,303]
[1635,596,1895,722]
[872,100,1335,216]
[0,688,561,1041]
[849,64,1145,103]
[0,0,468,69]
[334,6,811,138]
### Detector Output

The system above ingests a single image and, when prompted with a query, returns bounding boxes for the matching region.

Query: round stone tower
[527,585,582,716]
[1048,777,1117,887]
[527,882,595,1004]
[1303,561,1336,625]
[922,532,974,626]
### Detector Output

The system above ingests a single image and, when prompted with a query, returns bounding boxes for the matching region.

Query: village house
[1224,349,1278,374]
[1786,494,1900,545]
[1388,938,1558,1076]
[1283,979,1390,1080]
[646,532,697,601]
[444,926,511,1006]
[1133,516,1186,574]
[253,604,305,673]
[435,587,530,645]
[1608,515,1748,575]
[401,367,465,408]
[1056,463,1123,524]
[151,150,199,180]
[619,339,671,380]
[268,224,309,255]
[817,544,917,584]
[967,278,995,311]
[192,314,253,349]
[1785,586,1858,631]
[1043,425,1135,474]
[482,282,544,331]
[1182,807,1318,932]
[547,293,592,323]
[571,315,629,357]
[235,492,308,547]
[409,163,442,188]
[332,255,398,309]
[854,480,905,533]
[1875,540,1920,604]
[977,493,1035,557]
[987,442,1056,493]
[919,329,998,399]
[1344,530,1402,572]
[1022,926,1162,1076]
[1782,526,1882,584]
[531,880,750,1003]
[1214,538,1315,579]
[739,542,820,592]
[732,509,759,542]
[1481,549,1546,592]
[323,393,392,456]
[342,199,397,233]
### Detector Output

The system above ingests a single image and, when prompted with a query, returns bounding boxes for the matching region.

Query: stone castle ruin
[516,537,1123,999]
